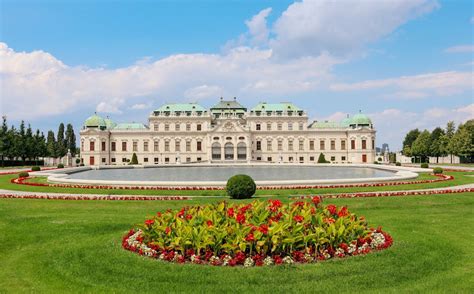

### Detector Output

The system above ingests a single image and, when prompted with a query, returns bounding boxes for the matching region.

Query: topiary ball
[395,162,401,166]
[18,171,29,178]
[420,163,429,168]
[57,163,64,168]
[226,174,256,199]
[31,166,41,171]
[433,167,443,174]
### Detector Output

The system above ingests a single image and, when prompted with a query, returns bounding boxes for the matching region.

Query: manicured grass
[0,171,472,196]
[0,193,473,292]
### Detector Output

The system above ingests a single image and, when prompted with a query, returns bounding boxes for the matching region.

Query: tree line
[0,116,78,166]
[402,119,474,163]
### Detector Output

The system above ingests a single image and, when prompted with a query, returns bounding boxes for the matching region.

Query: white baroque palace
[80,98,376,165]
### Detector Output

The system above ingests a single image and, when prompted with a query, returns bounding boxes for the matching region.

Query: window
[299,123,304,130]
[122,142,127,151]
[309,140,315,151]
[90,141,95,151]
[197,157,201,162]
[331,156,336,161]
[320,140,325,150]
[133,141,138,152]
[165,157,169,163]
[299,156,304,163]
[175,123,180,131]
[256,124,261,131]
[372,139,375,150]
[267,157,272,162]
[289,157,293,162]
[197,141,202,151]
[267,123,272,130]
[164,124,169,131]
[299,139,304,151]
[331,140,336,150]
[100,141,105,151]
[101,157,106,163]
[186,123,191,131]
[122,157,127,163]
[288,140,293,151]
[362,140,367,150]
[111,157,116,163]
[288,123,293,131]
[256,141,261,151]
[144,141,148,152]
[186,157,191,163]
[186,141,191,152]
[197,124,202,131]
[277,123,282,131]
[267,140,272,151]
[310,156,315,161]
[257,157,262,161]
[278,140,283,151]
[111,142,116,151]
[144,157,148,163]
[81,141,84,151]
[165,141,170,152]
[175,140,180,152]
[351,140,356,149]
[341,140,346,150]
[154,141,159,152]
[154,123,158,131]
[341,156,346,161]
[154,157,158,163]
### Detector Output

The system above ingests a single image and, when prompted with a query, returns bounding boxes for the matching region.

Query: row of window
[254,139,374,151]
[255,122,305,131]
[98,157,203,164]
[152,123,203,132]
[86,140,203,152]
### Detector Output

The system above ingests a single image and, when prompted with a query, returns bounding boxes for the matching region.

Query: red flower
[327,204,337,215]
[245,233,255,242]
[164,226,171,234]
[258,224,269,235]
[144,219,154,226]
[268,199,282,212]
[186,214,193,220]
[293,215,304,223]
[227,207,235,218]
[311,196,322,206]
[337,207,348,217]
[206,220,213,227]
[324,217,335,224]
[236,213,246,224]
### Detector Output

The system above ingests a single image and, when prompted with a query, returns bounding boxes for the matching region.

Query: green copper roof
[84,114,106,128]
[350,113,372,125]
[251,102,302,112]
[104,118,117,129]
[113,123,148,130]
[210,98,247,114]
[154,103,206,113]
[309,121,345,129]
[340,116,351,127]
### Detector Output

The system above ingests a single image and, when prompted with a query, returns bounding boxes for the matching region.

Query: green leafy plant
[420,163,429,168]
[433,167,443,174]
[226,174,256,199]
[57,163,64,168]
[317,153,328,163]
[18,171,29,178]
[395,162,401,166]
[130,153,138,165]
[31,166,41,171]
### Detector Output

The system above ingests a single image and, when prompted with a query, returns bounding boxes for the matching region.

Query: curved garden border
[11,173,453,191]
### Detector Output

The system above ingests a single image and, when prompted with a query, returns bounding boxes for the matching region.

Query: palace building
[80,98,376,165]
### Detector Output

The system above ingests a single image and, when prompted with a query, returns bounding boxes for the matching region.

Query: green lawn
[0,193,473,292]
[1,171,473,197]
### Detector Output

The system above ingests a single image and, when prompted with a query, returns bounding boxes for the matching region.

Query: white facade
[80,99,376,166]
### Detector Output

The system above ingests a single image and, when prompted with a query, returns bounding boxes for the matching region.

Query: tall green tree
[57,123,67,157]
[25,124,34,161]
[441,121,456,163]
[451,121,474,162]
[0,116,9,166]
[65,123,76,156]
[46,130,57,158]
[16,121,27,162]
[429,127,445,163]
[411,130,431,163]
[402,129,420,156]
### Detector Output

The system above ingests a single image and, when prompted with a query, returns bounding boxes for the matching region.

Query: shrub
[123,199,393,267]
[433,167,443,174]
[18,171,29,178]
[131,153,138,165]
[79,163,85,167]
[420,163,429,168]
[395,162,401,166]
[75,158,81,164]
[57,163,64,168]
[373,161,380,164]
[317,153,328,163]
[377,157,382,162]
[31,166,41,171]
[226,174,256,199]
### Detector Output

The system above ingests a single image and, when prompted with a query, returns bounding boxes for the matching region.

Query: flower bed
[122,198,393,267]
[12,173,453,191]
[0,193,190,201]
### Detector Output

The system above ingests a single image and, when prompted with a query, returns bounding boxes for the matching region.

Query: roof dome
[84,114,106,128]
[350,113,372,126]
[341,115,351,127]
[104,117,117,129]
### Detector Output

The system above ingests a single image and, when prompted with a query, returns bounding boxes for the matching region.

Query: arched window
[212,142,221,160]
[225,143,234,160]
[237,142,246,160]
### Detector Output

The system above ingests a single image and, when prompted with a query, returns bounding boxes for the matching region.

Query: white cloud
[269,0,438,58]
[184,85,223,101]
[330,71,473,98]
[445,45,474,53]
[130,103,151,110]
[245,8,272,46]
[96,98,124,114]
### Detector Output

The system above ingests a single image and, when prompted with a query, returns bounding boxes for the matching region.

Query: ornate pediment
[211,120,248,133]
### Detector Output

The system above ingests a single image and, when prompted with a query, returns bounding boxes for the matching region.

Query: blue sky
[1,0,473,149]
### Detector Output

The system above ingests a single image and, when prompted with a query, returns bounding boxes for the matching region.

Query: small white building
[80,98,376,166]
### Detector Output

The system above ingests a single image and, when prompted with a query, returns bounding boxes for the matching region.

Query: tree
[429,127,445,163]
[25,124,34,161]
[65,124,76,156]
[131,153,138,164]
[16,121,27,162]
[317,153,328,163]
[411,130,431,163]
[441,121,456,163]
[451,121,474,162]
[402,129,420,156]
[57,123,67,158]
[46,130,57,158]
[0,116,9,167]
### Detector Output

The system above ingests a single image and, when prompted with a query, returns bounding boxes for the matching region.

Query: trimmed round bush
[226,174,256,199]
[420,163,429,168]
[31,166,41,171]
[18,171,29,178]
[79,163,85,167]
[433,167,443,174]
[395,162,401,166]
[57,163,64,168]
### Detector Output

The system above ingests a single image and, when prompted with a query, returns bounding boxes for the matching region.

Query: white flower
[222,255,232,266]
[244,257,254,267]
[304,253,314,263]
[370,232,386,248]
[282,256,294,264]
[263,256,274,266]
